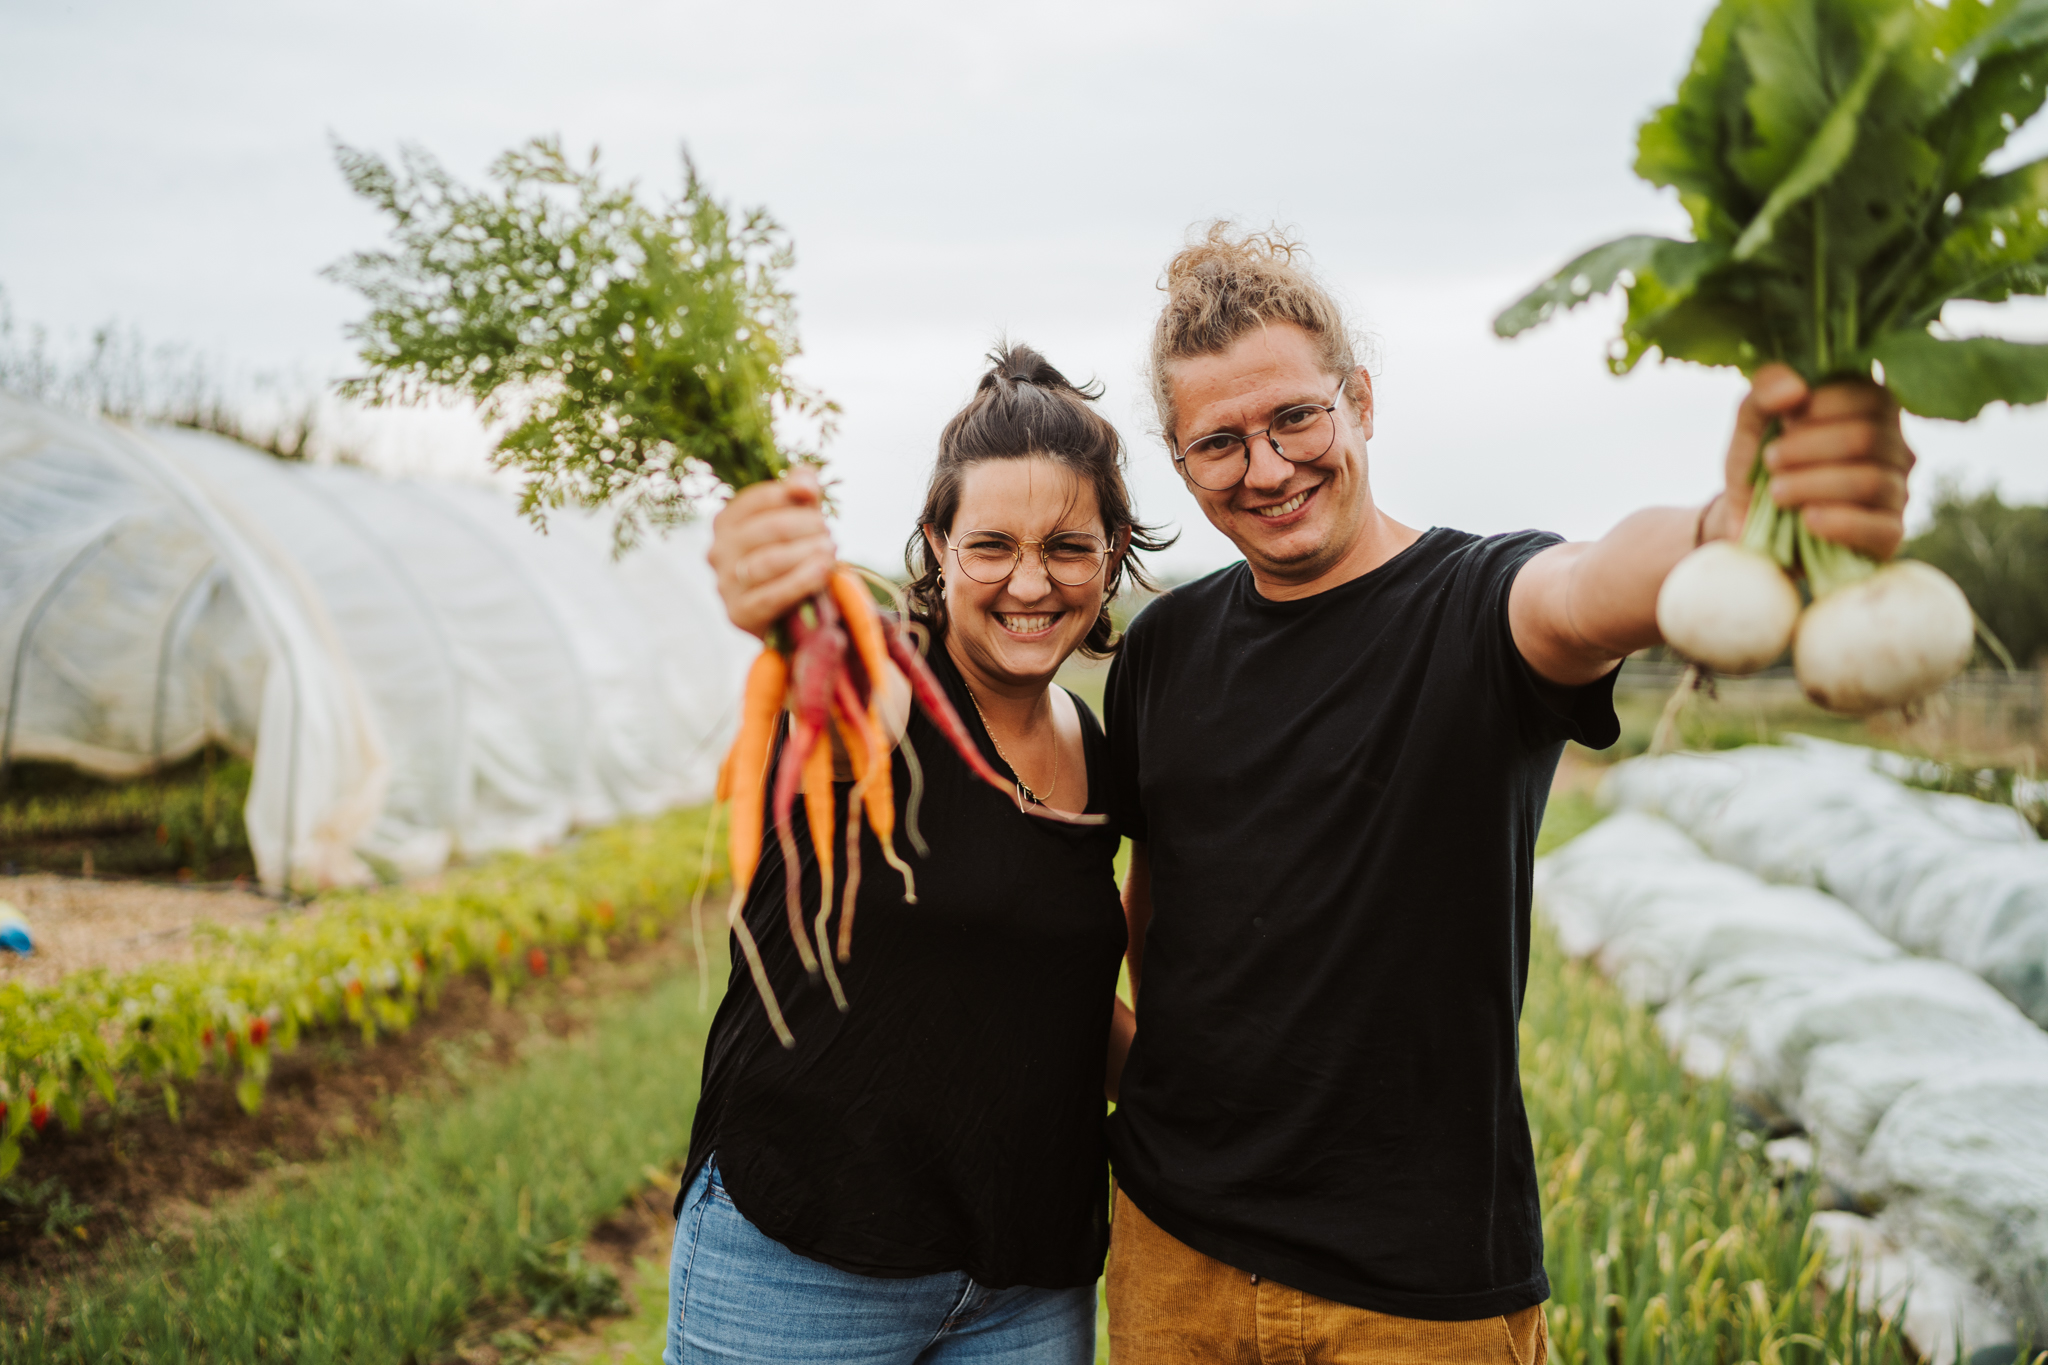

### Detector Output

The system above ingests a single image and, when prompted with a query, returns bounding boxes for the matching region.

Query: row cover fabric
[1603,740,2048,1027]
[1537,812,2048,1354]
[0,394,754,889]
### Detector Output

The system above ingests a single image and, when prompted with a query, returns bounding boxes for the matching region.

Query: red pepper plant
[331,139,1097,1045]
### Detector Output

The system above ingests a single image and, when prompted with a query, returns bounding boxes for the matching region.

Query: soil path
[0,874,277,990]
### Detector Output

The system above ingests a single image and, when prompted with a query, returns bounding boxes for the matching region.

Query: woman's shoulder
[1056,683,1105,742]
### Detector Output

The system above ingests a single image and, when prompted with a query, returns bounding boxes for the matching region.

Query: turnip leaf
[1734,9,1915,261]
[1927,37,2048,191]
[1493,236,1703,338]
[1637,3,1753,234]
[1727,0,1839,198]
[1501,0,2048,429]
[1906,156,2048,317]
[1872,330,2048,419]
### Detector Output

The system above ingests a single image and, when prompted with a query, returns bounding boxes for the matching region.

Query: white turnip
[1656,541,1802,675]
[1793,560,1975,714]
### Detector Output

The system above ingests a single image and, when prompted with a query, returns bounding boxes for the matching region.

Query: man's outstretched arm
[1509,364,1915,688]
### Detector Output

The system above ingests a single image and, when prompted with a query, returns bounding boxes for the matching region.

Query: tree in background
[1906,487,2048,667]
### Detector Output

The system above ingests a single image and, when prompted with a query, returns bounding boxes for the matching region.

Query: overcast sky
[6,0,2047,577]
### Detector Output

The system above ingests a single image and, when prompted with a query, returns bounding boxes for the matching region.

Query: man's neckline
[1240,525,1441,605]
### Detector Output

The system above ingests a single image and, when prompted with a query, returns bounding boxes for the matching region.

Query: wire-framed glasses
[1173,380,1347,491]
[948,530,1109,586]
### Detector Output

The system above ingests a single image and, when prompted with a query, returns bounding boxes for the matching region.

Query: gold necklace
[964,684,1059,806]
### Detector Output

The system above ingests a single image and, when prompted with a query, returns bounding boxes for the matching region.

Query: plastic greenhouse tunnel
[0,394,754,892]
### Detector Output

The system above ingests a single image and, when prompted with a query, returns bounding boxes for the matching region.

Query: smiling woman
[670,344,1168,1365]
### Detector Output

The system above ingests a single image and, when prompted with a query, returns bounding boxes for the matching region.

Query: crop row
[1527,795,1906,1364]
[0,806,721,1181]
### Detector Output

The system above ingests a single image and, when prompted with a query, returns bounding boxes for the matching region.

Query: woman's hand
[709,469,840,639]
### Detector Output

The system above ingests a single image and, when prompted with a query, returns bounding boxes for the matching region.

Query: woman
[666,345,1167,1364]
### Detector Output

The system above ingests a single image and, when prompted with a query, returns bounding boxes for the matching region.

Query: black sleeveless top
[681,640,1126,1289]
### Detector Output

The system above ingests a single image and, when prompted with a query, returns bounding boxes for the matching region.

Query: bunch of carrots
[330,142,1090,1043]
[713,569,1090,1046]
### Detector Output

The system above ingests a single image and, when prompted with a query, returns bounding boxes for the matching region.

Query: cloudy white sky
[6,0,2046,577]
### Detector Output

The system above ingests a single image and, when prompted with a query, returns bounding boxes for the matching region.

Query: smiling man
[1098,227,1913,1364]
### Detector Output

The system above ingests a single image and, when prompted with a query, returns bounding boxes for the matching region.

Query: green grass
[583,1254,673,1364]
[5,958,718,1363]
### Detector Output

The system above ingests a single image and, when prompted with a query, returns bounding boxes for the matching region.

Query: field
[4,728,2030,1360]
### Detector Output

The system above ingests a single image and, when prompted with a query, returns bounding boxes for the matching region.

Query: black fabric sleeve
[1475,531,1623,751]
[1101,627,1150,844]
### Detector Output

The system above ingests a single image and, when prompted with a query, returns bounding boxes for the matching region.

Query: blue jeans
[664,1157,1095,1364]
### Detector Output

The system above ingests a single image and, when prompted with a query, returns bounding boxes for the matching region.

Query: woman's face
[925,456,1117,691]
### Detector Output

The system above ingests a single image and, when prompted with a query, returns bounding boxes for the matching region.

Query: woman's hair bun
[981,342,1104,400]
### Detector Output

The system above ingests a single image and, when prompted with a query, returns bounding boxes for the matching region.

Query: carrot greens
[331,140,1097,1043]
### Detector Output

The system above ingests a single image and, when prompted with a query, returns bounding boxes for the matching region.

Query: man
[705,225,1911,1365]
[1096,226,1909,1364]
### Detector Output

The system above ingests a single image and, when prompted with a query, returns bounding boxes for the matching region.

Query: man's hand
[1702,363,1913,554]
[708,469,839,639]
[1510,364,1917,688]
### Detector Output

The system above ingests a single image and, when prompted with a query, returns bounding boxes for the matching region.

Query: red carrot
[773,599,845,977]
[884,628,1105,827]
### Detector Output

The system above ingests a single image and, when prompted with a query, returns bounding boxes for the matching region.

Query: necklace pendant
[1016,779,1040,807]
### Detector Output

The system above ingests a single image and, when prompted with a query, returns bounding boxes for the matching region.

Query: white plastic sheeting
[1604,741,2048,1027]
[1,394,754,889]
[1537,811,2048,1354]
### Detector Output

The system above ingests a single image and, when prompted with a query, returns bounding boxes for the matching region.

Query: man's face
[1166,322,1375,588]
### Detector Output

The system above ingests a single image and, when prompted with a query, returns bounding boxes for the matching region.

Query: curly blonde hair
[1149,223,1366,447]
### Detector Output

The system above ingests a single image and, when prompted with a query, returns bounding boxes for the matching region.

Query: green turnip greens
[1498,0,2048,601]
[1499,0,2048,418]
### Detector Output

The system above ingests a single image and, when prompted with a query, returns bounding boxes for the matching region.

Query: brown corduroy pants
[1104,1190,1549,1365]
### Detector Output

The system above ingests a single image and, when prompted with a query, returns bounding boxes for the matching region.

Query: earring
[937,570,946,590]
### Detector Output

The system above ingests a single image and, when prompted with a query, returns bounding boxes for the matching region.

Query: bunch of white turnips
[1487,0,2048,716]
[1656,479,1974,714]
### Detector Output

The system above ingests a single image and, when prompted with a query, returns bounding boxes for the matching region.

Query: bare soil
[0,872,277,990]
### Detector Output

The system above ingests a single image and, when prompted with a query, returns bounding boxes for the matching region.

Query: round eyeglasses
[947,530,1109,586]
[1173,381,1347,492]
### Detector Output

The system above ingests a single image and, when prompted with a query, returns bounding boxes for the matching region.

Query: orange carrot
[831,568,890,697]
[721,646,793,1047]
[829,568,920,899]
[802,726,847,1011]
[726,648,789,896]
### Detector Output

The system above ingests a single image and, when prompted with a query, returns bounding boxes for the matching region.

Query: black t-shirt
[683,639,1126,1290]
[1102,527,1619,1321]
